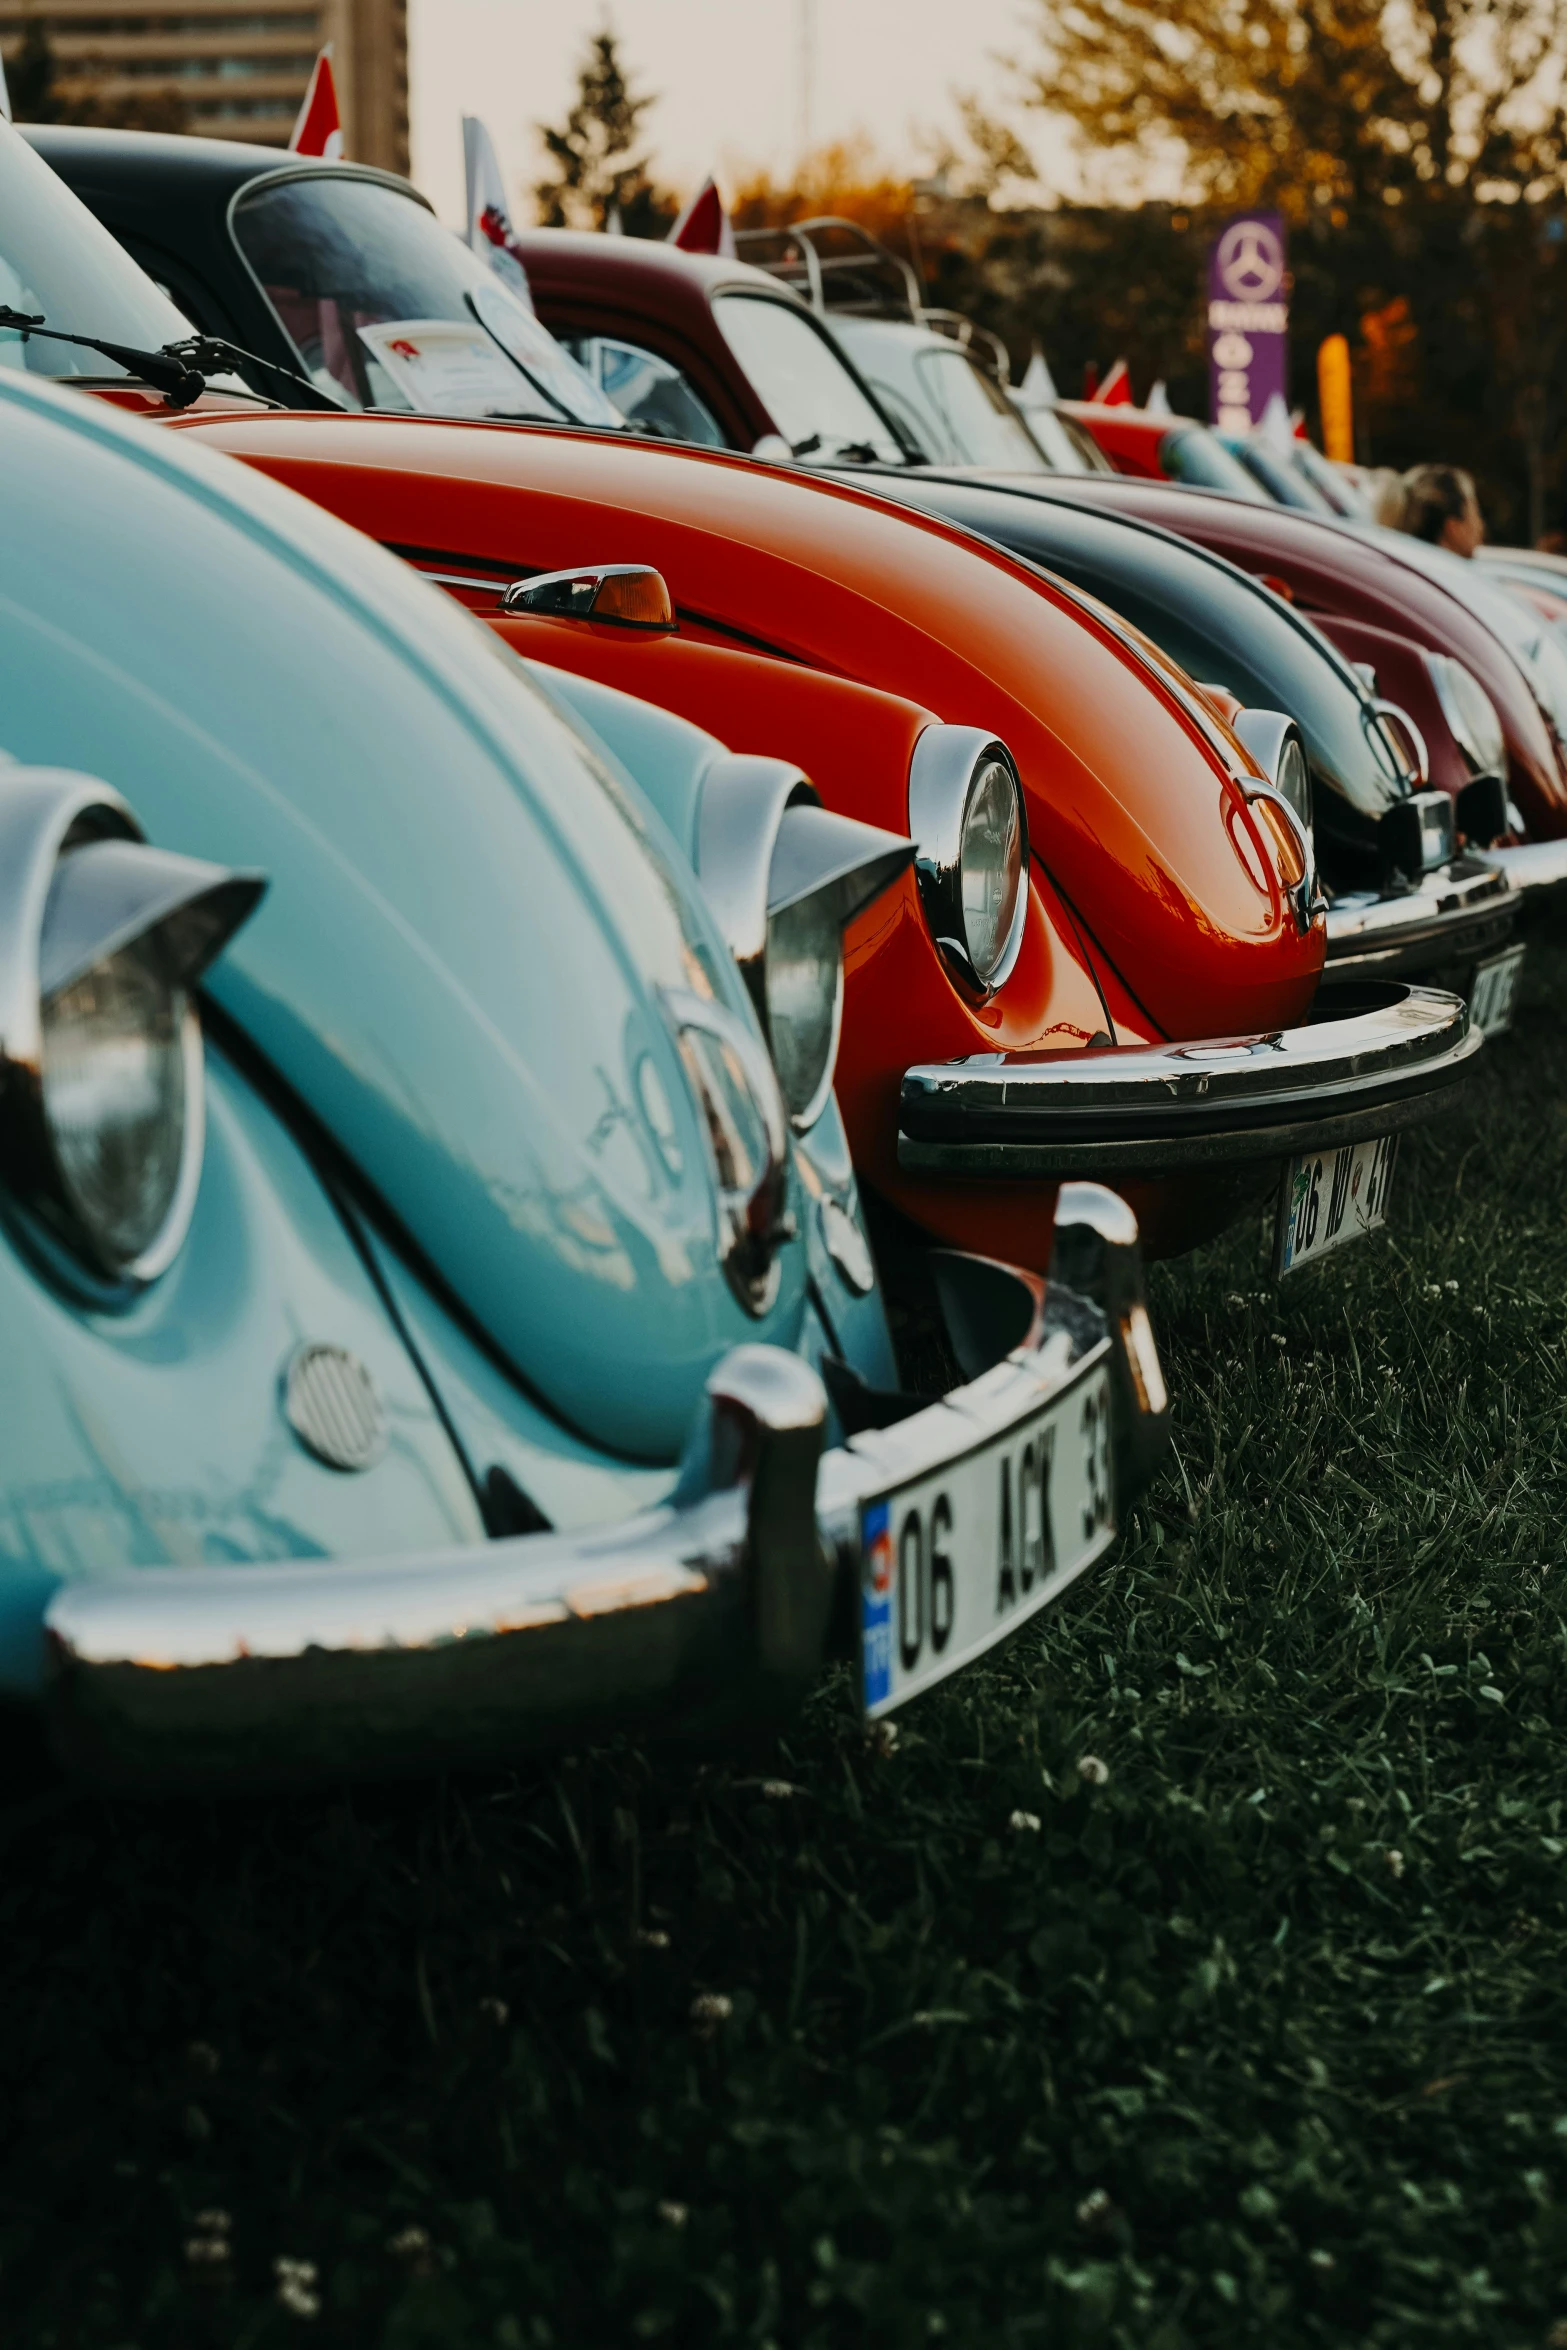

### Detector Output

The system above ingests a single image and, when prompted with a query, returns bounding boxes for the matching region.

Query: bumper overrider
[898,978,1480,1178]
[43,1187,1169,1788]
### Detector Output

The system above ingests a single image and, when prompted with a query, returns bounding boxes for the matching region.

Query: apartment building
[0,0,409,174]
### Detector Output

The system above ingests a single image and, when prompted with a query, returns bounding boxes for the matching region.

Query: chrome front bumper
[898,980,1480,1177]
[1325,856,1516,975]
[1474,837,1567,901]
[44,1190,1168,1787]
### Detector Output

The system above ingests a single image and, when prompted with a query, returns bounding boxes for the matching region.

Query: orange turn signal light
[502,563,677,631]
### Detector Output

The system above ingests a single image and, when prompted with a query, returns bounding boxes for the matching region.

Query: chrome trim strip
[898,980,1480,1174]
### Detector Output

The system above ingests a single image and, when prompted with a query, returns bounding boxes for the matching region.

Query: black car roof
[21,123,426,220]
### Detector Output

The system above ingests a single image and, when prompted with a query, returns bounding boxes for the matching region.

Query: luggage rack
[733,216,1012,382]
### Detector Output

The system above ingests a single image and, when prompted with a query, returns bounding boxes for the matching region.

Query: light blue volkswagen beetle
[0,370,1168,1784]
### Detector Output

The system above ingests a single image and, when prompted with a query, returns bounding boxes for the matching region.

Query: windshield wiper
[0,307,335,410]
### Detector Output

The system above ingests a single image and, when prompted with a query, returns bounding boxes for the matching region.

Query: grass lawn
[4,937,1567,2350]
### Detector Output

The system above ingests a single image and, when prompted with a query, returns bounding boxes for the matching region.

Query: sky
[407,0,1044,228]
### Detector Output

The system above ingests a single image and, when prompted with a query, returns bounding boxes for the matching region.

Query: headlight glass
[960,756,1025,986]
[1274,733,1312,825]
[1432,654,1506,775]
[41,944,188,1272]
[765,893,843,1129]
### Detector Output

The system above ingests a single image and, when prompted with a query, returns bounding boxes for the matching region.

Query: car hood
[0,374,799,1462]
[174,412,1323,1040]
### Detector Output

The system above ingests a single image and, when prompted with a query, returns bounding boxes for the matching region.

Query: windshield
[711,292,905,463]
[1016,399,1098,472]
[1232,438,1336,513]
[0,122,197,381]
[915,346,1047,470]
[231,173,622,428]
[1293,443,1367,516]
[561,333,727,447]
[1162,424,1273,502]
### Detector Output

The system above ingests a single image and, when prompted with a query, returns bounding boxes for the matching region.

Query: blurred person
[1399,463,1484,556]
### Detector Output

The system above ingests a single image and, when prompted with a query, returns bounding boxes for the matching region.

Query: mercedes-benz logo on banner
[1216,219,1285,303]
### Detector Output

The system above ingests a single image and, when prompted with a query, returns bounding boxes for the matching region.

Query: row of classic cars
[0,118,1552,1784]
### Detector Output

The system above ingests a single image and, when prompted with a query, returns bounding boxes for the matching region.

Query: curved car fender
[171,414,1323,1041]
[0,374,802,1463]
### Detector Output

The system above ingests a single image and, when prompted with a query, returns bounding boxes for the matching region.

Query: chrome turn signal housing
[502,563,677,631]
[0,765,264,1289]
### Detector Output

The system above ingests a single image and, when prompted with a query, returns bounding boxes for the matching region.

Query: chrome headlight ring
[907,725,1030,996]
[0,765,263,1292]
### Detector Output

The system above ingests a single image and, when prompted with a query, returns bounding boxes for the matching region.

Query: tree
[1010,0,1567,215]
[8,19,188,131]
[973,0,1567,534]
[534,32,677,237]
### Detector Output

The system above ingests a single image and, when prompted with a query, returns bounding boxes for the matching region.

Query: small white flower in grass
[869,1719,900,1756]
[1076,2188,1113,2228]
[760,1779,796,1801]
[1271,1332,1289,1348]
[635,1927,671,1950]
[477,1995,509,2026]
[274,2258,320,2320]
[185,2236,229,2266]
[690,1992,733,2028]
[1423,1281,1442,1299]
[1077,1754,1110,1787]
[1009,1809,1042,1834]
[1308,2248,1336,2272]
[1385,1848,1406,1879]
[388,2226,430,2259]
[1444,1279,1459,1294]
[657,2201,689,2229]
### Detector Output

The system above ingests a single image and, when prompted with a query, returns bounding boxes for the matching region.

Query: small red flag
[668,175,735,257]
[1097,357,1133,407]
[290,47,343,159]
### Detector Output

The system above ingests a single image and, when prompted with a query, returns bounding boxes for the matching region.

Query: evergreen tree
[534,32,676,237]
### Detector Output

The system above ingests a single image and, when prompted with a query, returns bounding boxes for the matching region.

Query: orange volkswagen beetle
[160,411,1476,1274]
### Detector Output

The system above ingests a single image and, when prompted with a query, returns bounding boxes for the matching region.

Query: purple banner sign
[1208,212,1288,431]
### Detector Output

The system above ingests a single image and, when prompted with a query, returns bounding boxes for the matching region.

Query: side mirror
[750,433,793,464]
[501,565,676,631]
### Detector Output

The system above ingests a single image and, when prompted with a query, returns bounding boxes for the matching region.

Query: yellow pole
[1317,334,1355,463]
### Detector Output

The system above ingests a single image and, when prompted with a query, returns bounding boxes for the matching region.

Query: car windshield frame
[0,122,200,385]
[914,343,1048,472]
[710,289,907,464]
[229,167,623,430]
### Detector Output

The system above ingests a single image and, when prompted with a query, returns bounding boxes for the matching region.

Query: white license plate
[1275,1133,1397,1274]
[1469,943,1526,1036]
[860,1364,1115,1715]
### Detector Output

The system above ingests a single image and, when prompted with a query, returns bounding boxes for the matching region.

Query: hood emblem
[283,1344,387,1473]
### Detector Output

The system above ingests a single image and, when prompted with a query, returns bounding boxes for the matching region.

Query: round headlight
[40,939,202,1281]
[960,755,1026,986]
[1430,653,1506,777]
[908,728,1030,996]
[764,891,844,1130]
[1273,731,1312,826]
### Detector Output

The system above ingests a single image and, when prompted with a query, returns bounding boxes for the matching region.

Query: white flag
[1019,347,1057,403]
[462,116,534,312]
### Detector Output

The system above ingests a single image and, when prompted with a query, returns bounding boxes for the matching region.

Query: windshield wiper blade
[0,308,335,411]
